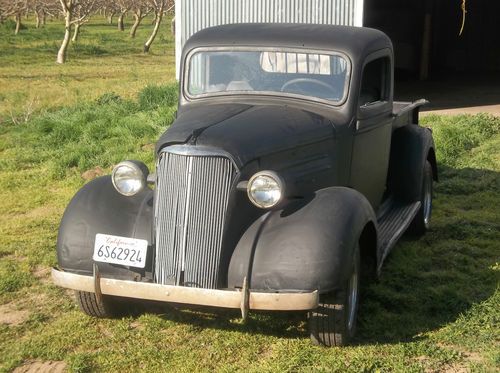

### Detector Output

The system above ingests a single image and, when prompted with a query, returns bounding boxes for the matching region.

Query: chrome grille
[154,147,236,289]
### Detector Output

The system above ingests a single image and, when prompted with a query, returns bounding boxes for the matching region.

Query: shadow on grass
[126,301,308,339]
[108,165,500,344]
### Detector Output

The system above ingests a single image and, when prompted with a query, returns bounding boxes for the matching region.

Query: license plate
[93,234,148,268]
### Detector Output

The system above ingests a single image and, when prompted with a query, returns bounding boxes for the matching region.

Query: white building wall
[176,0,364,78]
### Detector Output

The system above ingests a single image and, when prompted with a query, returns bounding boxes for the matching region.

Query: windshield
[186,49,350,103]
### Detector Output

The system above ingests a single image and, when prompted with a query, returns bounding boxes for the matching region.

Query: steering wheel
[280,78,339,98]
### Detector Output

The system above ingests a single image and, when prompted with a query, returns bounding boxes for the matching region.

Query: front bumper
[52,268,319,313]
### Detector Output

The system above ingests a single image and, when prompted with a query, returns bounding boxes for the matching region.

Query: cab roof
[183,23,392,61]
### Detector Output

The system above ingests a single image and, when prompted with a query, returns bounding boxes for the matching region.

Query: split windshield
[186,49,350,103]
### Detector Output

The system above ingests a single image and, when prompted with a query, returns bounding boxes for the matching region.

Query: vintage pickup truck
[52,24,437,346]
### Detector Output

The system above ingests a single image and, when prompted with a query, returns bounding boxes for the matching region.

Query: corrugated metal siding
[176,0,364,78]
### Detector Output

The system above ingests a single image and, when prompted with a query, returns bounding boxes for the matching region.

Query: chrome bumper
[52,268,319,313]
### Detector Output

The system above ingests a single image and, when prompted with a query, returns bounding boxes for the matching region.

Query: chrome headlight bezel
[247,171,285,209]
[111,160,149,197]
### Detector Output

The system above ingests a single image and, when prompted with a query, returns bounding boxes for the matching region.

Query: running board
[376,198,421,273]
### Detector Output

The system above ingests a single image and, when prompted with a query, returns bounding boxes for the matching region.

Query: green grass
[0,17,499,373]
[0,15,175,123]
[0,86,177,179]
[0,93,498,372]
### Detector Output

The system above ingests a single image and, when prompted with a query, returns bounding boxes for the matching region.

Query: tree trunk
[118,13,125,31]
[41,12,46,26]
[15,13,21,35]
[72,23,81,42]
[143,10,163,53]
[108,13,114,25]
[130,14,141,38]
[57,12,72,64]
[36,11,41,28]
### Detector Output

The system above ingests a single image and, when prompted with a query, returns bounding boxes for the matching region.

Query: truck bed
[393,99,429,129]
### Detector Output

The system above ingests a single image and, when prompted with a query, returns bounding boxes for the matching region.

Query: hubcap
[423,173,432,227]
[347,259,359,332]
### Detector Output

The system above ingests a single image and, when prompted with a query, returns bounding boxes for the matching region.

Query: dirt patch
[437,343,485,365]
[13,360,67,373]
[33,266,51,282]
[415,356,470,373]
[441,363,469,373]
[462,351,483,364]
[22,205,60,220]
[81,166,106,181]
[415,345,485,373]
[129,321,144,331]
[11,291,52,315]
[141,143,155,151]
[0,304,30,326]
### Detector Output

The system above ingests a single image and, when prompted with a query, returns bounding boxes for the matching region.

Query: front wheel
[408,160,433,236]
[76,291,120,318]
[308,244,360,346]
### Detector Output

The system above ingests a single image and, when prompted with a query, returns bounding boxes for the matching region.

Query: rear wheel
[408,160,433,236]
[308,244,360,346]
[76,291,120,318]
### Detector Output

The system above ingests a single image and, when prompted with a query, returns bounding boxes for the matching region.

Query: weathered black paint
[156,104,338,170]
[57,176,153,279]
[56,24,436,297]
[387,125,437,202]
[228,188,376,293]
[178,23,394,118]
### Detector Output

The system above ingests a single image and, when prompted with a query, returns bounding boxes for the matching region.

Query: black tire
[308,244,360,347]
[408,161,433,236]
[75,291,120,318]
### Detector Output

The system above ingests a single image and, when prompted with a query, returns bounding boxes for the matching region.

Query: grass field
[0,17,499,373]
[0,16,175,124]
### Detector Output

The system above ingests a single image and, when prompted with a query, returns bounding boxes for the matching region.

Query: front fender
[57,176,153,279]
[227,187,377,293]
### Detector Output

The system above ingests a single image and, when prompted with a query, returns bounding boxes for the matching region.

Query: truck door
[350,53,393,209]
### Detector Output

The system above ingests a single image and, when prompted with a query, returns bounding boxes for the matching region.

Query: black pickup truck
[52,24,437,346]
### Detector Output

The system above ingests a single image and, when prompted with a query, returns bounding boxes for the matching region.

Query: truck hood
[156,103,336,167]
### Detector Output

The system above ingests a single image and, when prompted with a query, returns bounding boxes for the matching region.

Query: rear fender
[227,187,377,293]
[388,125,437,202]
[57,176,153,279]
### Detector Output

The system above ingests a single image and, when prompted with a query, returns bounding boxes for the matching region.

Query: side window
[359,57,390,107]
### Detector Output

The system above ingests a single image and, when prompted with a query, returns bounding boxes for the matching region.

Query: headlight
[111,161,149,196]
[247,171,285,209]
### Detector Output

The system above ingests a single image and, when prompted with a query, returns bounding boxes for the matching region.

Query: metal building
[175,0,365,78]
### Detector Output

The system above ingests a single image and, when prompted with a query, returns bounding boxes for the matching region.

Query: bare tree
[34,3,46,28]
[130,0,152,38]
[0,1,17,24]
[15,1,30,35]
[32,0,57,28]
[71,0,99,41]
[2,0,29,34]
[103,2,118,25]
[57,0,99,63]
[143,0,173,53]
[116,0,130,31]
